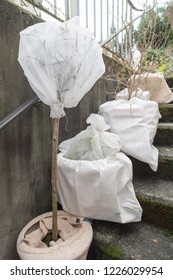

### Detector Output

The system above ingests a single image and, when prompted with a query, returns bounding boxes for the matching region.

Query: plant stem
[51,118,60,241]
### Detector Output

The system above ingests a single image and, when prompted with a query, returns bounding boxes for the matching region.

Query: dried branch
[102,3,173,98]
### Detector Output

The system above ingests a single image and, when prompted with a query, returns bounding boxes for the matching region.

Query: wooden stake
[51,118,60,241]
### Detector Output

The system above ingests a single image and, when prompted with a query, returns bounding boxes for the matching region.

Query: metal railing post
[100,0,103,42]
[93,0,96,36]
[65,0,70,20]
[86,0,88,27]
[69,0,79,18]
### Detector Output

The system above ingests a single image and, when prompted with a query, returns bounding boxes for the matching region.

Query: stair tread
[134,177,173,205]
[130,147,173,180]
[159,103,173,108]
[158,122,173,128]
[92,103,173,260]
[93,221,173,260]
[157,146,173,158]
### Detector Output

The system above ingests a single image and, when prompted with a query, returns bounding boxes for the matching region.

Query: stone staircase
[88,103,173,260]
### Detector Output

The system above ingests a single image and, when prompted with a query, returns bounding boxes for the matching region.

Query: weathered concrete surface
[0,1,116,259]
[159,104,173,122]
[89,221,173,260]
[0,1,52,259]
[154,123,173,146]
[130,145,173,179]
[134,177,173,229]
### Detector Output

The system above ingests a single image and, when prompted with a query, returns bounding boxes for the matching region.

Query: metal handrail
[24,0,65,22]
[0,96,39,131]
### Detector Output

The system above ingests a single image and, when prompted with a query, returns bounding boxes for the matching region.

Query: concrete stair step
[159,104,173,123]
[88,101,173,260]
[131,146,173,179]
[154,122,173,146]
[134,177,173,230]
[158,145,173,159]
[88,221,173,260]
[165,77,173,88]
[156,145,173,179]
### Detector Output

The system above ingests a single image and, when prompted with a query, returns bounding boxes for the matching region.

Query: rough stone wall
[0,0,116,259]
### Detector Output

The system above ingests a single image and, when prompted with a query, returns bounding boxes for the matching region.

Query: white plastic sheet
[99,91,161,171]
[57,152,142,223]
[59,114,122,160]
[18,17,105,118]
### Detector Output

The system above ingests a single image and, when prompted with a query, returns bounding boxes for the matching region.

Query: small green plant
[99,244,123,259]
[42,232,53,247]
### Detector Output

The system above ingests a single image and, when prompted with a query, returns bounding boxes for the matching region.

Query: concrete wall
[0,1,52,259]
[0,0,116,259]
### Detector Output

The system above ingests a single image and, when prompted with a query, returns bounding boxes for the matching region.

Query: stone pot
[17,210,93,260]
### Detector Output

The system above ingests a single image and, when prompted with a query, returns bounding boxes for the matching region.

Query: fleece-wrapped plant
[99,89,161,171]
[18,16,105,242]
[59,114,122,160]
[18,16,105,118]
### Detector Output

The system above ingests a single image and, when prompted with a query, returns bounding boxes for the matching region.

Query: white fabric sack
[57,152,142,223]
[128,72,173,103]
[59,114,122,160]
[99,91,161,171]
[115,88,129,100]
[116,87,151,101]
[18,17,105,118]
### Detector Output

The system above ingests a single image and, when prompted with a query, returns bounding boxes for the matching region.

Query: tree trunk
[51,118,60,241]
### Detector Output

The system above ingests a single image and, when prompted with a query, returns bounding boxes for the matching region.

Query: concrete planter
[17,211,93,260]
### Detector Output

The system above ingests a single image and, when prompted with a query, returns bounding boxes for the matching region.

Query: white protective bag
[128,72,173,103]
[59,114,122,160]
[18,17,105,118]
[99,89,161,171]
[57,114,142,223]
[57,153,142,223]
